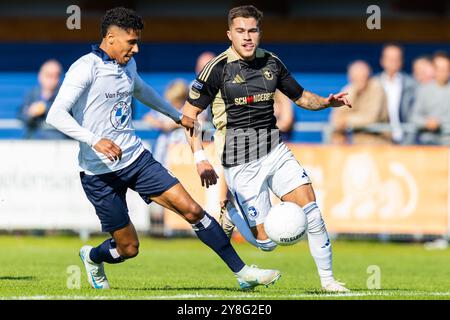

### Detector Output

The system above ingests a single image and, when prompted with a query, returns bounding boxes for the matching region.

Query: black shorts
[80,150,179,232]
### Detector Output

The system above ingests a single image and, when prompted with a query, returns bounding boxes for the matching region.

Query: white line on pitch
[3,291,450,300]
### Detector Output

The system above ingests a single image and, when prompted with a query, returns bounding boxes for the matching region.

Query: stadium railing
[321,123,450,145]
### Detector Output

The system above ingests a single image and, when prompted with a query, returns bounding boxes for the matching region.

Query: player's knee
[118,241,139,259]
[183,202,204,224]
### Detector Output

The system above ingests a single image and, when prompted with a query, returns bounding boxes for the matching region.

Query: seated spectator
[412,55,435,85]
[330,60,390,144]
[273,90,294,142]
[410,51,450,146]
[18,59,67,139]
[144,79,189,164]
[375,43,417,143]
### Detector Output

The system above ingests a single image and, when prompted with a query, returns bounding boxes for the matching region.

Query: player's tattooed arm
[295,90,351,111]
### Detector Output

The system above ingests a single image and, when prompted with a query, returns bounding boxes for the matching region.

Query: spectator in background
[410,51,450,146]
[143,79,189,164]
[412,55,435,85]
[330,60,390,144]
[376,43,416,144]
[419,52,450,251]
[143,79,189,234]
[273,90,294,142]
[194,51,216,131]
[195,51,217,75]
[19,59,67,139]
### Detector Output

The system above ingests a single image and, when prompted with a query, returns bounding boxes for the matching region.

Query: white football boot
[236,265,281,290]
[322,279,350,293]
[79,245,110,289]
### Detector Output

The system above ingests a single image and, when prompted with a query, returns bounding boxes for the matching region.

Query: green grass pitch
[0,235,450,300]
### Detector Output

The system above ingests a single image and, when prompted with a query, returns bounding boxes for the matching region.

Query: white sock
[235,264,250,277]
[303,202,334,286]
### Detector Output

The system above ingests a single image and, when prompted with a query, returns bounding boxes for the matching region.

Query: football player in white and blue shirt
[46,7,280,290]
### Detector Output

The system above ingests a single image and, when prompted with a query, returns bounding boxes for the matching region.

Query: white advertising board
[0,141,150,231]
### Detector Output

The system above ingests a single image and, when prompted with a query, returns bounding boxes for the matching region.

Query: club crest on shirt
[110,101,131,130]
[262,68,273,80]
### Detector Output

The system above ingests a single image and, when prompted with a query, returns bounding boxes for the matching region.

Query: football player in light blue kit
[46,7,280,290]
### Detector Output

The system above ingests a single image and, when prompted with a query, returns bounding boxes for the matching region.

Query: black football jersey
[187,47,304,167]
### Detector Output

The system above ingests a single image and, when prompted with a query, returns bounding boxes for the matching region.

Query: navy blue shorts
[80,150,179,232]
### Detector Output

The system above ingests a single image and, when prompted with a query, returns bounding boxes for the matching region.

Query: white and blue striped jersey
[47,45,182,175]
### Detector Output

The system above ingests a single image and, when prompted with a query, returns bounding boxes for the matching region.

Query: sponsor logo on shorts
[247,206,259,220]
[301,170,309,179]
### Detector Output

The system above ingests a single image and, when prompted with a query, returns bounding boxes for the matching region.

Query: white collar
[381,72,402,82]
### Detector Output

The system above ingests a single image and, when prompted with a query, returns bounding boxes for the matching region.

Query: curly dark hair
[101,7,144,37]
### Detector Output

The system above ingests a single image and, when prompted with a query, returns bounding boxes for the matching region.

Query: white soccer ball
[264,201,307,246]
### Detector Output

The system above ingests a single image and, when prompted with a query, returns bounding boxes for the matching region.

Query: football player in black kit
[183,5,352,292]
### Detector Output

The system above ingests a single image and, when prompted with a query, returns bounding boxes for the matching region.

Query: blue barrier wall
[3,41,449,142]
[0,71,346,142]
[4,42,450,73]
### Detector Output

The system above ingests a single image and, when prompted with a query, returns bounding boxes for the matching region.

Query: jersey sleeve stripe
[198,52,226,81]
[269,52,288,70]
[199,53,227,82]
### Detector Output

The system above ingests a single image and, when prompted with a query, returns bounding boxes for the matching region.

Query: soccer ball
[264,202,307,246]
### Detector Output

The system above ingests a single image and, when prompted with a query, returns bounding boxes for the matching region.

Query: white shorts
[223,142,311,227]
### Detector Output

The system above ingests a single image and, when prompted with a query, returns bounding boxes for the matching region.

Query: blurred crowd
[17,44,450,147]
[330,44,450,146]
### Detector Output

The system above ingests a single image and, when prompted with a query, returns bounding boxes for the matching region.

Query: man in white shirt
[46,7,280,290]
[377,43,417,143]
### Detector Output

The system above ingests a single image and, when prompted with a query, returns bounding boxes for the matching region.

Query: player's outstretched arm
[183,101,219,188]
[295,90,352,111]
[133,75,196,132]
[134,74,184,124]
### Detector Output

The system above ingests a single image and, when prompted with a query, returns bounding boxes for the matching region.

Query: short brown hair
[433,50,449,61]
[228,5,263,28]
[382,42,404,54]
